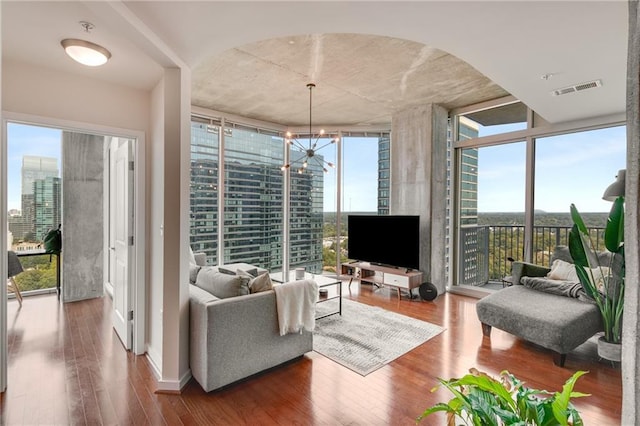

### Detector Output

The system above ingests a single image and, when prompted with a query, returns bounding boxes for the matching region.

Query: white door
[112,139,133,349]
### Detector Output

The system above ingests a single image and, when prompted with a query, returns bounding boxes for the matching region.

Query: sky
[7,123,62,211]
[5,122,626,214]
[475,124,626,213]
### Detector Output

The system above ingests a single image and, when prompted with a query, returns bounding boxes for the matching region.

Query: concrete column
[62,132,105,302]
[622,1,640,423]
[390,104,448,295]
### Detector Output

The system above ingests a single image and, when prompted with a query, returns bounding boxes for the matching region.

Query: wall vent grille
[552,79,602,96]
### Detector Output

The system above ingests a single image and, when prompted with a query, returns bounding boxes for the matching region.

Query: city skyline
[6,121,626,215]
[7,123,61,212]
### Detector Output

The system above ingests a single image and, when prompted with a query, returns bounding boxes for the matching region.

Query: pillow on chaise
[547,259,579,282]
[196,266,250,298]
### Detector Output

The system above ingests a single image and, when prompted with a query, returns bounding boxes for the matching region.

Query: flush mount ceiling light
[281,83,338,174]
[61,21,111,67]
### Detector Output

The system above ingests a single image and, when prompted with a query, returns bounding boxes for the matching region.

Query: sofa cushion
[547,259,579,282]
[196,266,250,298]
[236,269,274,293]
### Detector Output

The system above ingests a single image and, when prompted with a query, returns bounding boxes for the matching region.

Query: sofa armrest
[511,261,550,286]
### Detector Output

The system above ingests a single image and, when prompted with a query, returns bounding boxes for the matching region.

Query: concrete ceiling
[192,34,507,127]
[2,1,629,128]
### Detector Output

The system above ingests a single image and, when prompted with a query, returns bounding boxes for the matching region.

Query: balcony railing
[458,225,606,286]
[12,250,61,298]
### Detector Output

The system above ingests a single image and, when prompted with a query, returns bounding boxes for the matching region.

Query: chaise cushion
[476,285,602,354]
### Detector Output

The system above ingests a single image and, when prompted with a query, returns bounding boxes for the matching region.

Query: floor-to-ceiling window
[533,126,626,266]
[457,143,526,287]
[334,134,387,271]
[451,97,626,292]
[190,118,220,264]
[223,123,285,271]
[289,135,333,274]
[7,123,61,295]
[189,114,389,277]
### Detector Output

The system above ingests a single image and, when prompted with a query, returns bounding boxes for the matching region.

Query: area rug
[313,299,444,376]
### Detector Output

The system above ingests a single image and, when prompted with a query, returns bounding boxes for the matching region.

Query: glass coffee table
[269,271,342,319]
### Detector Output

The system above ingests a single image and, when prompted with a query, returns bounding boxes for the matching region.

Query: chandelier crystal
[281,83,339,174]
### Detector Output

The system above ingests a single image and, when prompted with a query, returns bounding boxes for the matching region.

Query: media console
[341,261,423,300]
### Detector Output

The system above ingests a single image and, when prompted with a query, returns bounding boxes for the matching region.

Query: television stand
[341,261,423,300]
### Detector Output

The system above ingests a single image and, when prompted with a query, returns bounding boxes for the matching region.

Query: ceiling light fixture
[61,21,111,67]
[281,83,339,174]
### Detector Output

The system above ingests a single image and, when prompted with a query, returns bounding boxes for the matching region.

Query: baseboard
[145,348,162,381]
[155,370,192,394]
[146,350,192,393]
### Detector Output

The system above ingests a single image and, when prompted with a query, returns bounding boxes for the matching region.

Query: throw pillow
[188,246,197,265]
[547,259,579,282]
[584,266,611,292]
[189,263,201,284]
[218,266,258,277]
[240,270,273,293]
[236,269,273,293]
[196,267,250,299]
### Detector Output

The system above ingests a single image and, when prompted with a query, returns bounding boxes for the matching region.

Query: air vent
[551,79,602,96]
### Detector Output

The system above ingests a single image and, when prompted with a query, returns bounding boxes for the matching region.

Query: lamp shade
[61,39,111,66]
[602,169,626,201]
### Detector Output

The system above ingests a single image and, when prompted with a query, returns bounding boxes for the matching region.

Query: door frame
[1,112,147,391]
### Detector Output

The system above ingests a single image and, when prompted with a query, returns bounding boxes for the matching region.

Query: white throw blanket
[273,279,319,336]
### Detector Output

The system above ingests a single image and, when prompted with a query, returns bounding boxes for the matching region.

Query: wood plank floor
[1,283,622,425]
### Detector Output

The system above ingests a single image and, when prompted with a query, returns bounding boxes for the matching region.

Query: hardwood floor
[1,283,622,425]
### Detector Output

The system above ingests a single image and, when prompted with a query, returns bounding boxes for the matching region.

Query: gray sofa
[476,246,603,367]
[188,259,313,392]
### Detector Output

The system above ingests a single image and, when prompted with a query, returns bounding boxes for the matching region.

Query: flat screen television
[347,215,420,270]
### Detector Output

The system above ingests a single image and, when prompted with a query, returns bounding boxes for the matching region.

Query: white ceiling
[2,1,629,127]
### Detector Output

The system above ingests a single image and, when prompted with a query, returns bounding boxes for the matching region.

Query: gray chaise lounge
[476,246,603,367]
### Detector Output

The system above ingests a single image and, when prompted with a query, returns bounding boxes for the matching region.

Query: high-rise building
[20,155,59,240]
[454,117,481,285]
[189,119,324,273]
[377,135,390,215]
[22,156,58,195]
[33,176,61,240]
[457,117,479,226]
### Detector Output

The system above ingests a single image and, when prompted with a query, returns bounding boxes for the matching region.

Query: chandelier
[281,83,338,174]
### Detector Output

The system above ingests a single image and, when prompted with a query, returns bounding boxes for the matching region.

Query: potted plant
[417,368,589,425]
[568,196,625,361]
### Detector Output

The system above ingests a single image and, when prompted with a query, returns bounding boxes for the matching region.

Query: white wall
[3,59,192,391]
[2,61,149,131]
[145,68,192,391]
[146,76,165,373]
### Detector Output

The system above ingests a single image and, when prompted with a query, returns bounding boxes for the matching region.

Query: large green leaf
[551,371,590,425]
[568,224,589,268]
[605,196,624,253]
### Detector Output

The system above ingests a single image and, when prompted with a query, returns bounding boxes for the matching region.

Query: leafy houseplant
[568,196,625,348]
[417,368,589,426]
